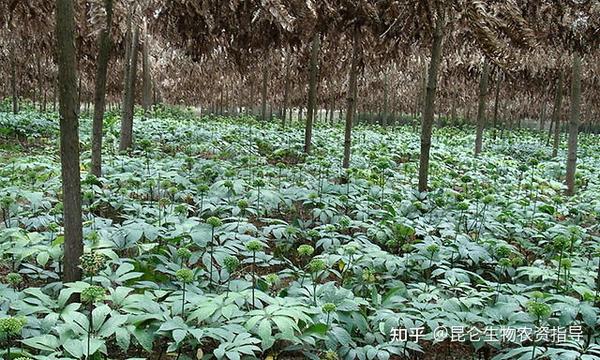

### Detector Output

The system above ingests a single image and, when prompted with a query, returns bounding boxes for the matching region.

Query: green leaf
[189,302,219,322]
[21,334,60,352]
[366,346,378,360]
[272,316,296,338]
[173,329,187,344]
[63,339,84,358]
[125,227,144,243]
[52,235,65,246]
[377,351,390,360]
[36,251,49,266]
[580,304,597,327]
[303,323,328,336]
[221,304,237,320]
[226,351,241,360]
[133,327,154,352]
[258,318,272,341]
[214,346,226,359]
[115,327,131,351]
[98,312,128,338]
[92,304,112,332]
[158,317,187,332]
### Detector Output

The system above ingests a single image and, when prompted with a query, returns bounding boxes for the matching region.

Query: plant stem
[181,282,186,320]
[556,249,563,291]
[251,251,256,308]
[87,301,93,360]
[209,227,214,287]
[257,187,261,217]
[531,317,539,360]
[313,273,318,304]
[594,257,600,305]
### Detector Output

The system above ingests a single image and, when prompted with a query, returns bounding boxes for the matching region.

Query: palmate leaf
[516,266,555,282]
[214,332,261,360]
[244,300,312,349]
[97,262,143,286]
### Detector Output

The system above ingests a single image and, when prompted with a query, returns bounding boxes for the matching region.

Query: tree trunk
[304,33,320,153]
[141,19,152,114]
[474,60,490,155]
[450,95,457,124]
[119,22,139,151]
[382,72,389,127]
[491,71,502,139]
[219,88,224,115]
[43,86,47,111]
[565,52,582,195]
[56,0,83,283]
[10,44,18,114]
[539,102,546,132]
[153,77,162,105]
[119,9,132,139]
[91,0,113,177]
[260,56,269,121]
[417,13,444,193]
[415,65,427,119]
[551,70,565,157]
[282,54,291,128]
[77,74,82,115]
[546,109,555,145]
[53,79,57,112]
[342,26,361,169]
[42,57,48,112]
[36,55,43,111]
[329,100,335,125]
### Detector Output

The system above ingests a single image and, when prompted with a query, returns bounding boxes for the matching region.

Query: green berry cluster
[5,273,23,288]
[177,248,192,259]
[308,259,327,273]
[0,316,26,335]
[176,268,194,283]
[526,300,552,319]
[80,252,108,276]
[207,216,223,228]
[425,244,440,254]
[246,240,264,252]
[321,303,337,313]
[297,244,315,257]
[81,285,106,303]
[237,199,249,210]
[223,256,240,273]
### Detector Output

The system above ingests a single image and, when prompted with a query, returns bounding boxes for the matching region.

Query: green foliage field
[1,107,599,360]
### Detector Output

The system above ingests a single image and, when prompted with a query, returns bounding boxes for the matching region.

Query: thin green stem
[181,282,186,320]
[251,251,256,308]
